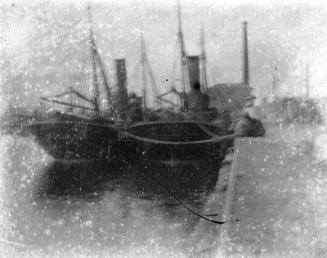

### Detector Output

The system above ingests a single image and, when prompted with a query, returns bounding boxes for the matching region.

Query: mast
[140,32,147,109]
[156,0,189,108]
[94,51,113,108]
[177,0,188,98]
[242,21,249,86]
[139,32,161,108]
[272,64,278,101]
[200,24,208,93]
[305,64,310,99]
[87,4,100,113]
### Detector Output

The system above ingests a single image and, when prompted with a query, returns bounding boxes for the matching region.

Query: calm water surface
[0,135,222,257]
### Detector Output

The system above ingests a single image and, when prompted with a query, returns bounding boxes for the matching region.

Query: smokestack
[187,56,200,91]
[200,24,208,93]
[116,59,127,90]
[115,59,128,120]
[242,21,249,86]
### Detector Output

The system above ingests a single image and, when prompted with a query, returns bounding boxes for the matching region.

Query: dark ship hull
[25,116,119,160]
[118,120,233,193]
[121,120,233,164]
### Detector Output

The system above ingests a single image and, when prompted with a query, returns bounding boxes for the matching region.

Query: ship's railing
[1,119,238,146]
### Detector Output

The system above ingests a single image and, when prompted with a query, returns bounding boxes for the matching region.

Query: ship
[119,1,252,168]
[1,2,261,169]
[1,5,120,161]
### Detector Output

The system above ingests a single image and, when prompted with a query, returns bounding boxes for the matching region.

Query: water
[0,135,221,257]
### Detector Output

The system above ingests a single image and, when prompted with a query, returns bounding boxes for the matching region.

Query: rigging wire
[120,130,236,145]
[119,153,227,225]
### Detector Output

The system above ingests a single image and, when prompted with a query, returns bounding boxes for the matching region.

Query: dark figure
[232,113,265,137]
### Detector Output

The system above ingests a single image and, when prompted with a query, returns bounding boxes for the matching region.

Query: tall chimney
[115,59,128,120]
[187,55,200,91]
[200,24,208,93]
[272,65,278,101]
[242,21,249,86]
[305,64,310,99]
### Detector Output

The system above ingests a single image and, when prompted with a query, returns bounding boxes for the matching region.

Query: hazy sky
[1,0,327,108]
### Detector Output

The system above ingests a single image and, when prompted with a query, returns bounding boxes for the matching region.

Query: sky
[1,0,327,109]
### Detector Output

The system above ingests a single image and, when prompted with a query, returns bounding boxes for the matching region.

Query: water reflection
[36,159,125,199]
[0,136,224,256]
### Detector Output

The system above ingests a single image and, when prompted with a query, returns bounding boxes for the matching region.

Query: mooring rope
[120,131,237,145]
[119,154,227,225]
[10,120,239,146]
